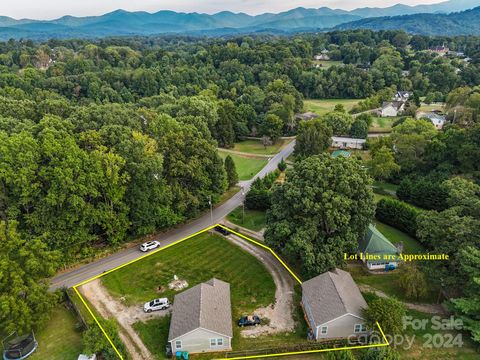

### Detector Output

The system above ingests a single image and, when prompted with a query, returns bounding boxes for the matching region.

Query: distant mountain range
[0,0,479,40]
[335,6,480,36]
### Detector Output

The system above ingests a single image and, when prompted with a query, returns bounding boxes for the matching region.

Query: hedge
[375,198,421,237]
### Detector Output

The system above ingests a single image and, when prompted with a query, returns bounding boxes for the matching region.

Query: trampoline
[2,333,38,360]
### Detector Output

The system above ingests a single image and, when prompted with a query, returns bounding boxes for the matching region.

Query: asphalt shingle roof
[168,278,233,341]
[302,269,367,326]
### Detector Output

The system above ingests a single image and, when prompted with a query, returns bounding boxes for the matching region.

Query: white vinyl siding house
[169,328,231,353]
[302,269,369,340]
[168,279,233,354]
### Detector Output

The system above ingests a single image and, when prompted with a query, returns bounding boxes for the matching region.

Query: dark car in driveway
[238,315,261,327]
[214,225,231,236]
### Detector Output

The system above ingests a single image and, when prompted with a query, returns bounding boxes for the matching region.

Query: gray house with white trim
[168,278,233,354]
[302,268,369,340]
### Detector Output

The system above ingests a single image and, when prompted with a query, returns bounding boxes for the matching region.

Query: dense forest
[1,29,480,342]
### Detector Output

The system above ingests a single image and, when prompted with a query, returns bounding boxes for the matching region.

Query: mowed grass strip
[101,233,275,316]
[227,207,267,231]
[133,316,170,360]
[373,220,425,254]
[304,98,363,116]
[218,150,268,180]
[30,305,83,360]
[232,139,292,155]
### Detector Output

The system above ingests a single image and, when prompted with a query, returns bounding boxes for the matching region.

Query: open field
[30,305,83,360]
[227,207,266,231]
[218,150,268,180]
[418,103,445,113]
[304,99,363,116]
[369,116,398,133]
[233,139,292,155]
[313,60,344,69]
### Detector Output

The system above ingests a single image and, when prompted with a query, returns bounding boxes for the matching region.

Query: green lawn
[353,270,436,304]
[133,316,170,360]
[227,207,266,231]
[398,309,479,360]
[304,99,363,116]
[218,151,268,180]
[313,60,344,69]
[373,220,425,254]
[418,103,445,113]
[373,181,399,194]
[30,305,84,360]
[232,139,292,155]
[369,116,398,133]
[101,233,275,315]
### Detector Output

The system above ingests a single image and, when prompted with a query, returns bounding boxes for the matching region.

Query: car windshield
[149,301,154,306]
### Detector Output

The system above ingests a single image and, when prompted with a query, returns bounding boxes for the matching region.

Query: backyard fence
[220,338,367,358]
[64,288,89,330]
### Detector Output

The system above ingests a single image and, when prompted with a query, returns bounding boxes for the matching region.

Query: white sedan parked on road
[139,240,161,252]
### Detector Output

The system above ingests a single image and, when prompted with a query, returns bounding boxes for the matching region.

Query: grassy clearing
[304,99,363,116]
[418,103,445,113]
[227,207,266,231]
[369,116,398,133]
[133,316,170,360]
[233,139,292,155]
[218,150,268,180]
[30,305,83,360]
[398,309,479,360]
[353,270,437,304]
[373,220,425,254]
[101,233,275,315]
[373,181,398,194]
[313,60,344,69]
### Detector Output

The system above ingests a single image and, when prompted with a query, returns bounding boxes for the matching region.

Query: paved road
[50,140,296,290]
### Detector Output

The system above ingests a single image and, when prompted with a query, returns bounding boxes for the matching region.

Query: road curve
[49,140,296,290]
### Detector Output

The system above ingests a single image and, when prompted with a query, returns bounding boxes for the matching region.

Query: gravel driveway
[226,234,296,337]
[79,279,170,360]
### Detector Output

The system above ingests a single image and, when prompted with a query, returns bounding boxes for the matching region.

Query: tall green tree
[265,154,375,277]
[0,222,57,335]
[369,146,400,180]
[224,155,238,188]
[294,119,333,158]
[363,297,406,336]
[450,246,480,344]
[261,114,283,144]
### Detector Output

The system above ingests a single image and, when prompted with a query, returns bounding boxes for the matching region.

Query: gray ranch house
[168,278,233,354]
[302,268,369,340]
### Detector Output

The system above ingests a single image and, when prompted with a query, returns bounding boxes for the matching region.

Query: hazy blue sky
[0,1,446,19]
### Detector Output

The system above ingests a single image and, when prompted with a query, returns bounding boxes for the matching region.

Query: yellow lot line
[73,224,390,360]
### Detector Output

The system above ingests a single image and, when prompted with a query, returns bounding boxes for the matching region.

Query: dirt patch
[79,279,170,360]
[226,235,295,337]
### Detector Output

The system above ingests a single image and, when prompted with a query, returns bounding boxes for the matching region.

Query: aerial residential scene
[1,0,480,360]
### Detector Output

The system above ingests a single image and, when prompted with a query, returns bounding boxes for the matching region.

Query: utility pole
[208,195,213,225]
[241,187,245,224]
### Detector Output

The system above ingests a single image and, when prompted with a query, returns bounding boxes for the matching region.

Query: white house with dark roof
[168,278,232,354]
[380,101,405,117]
[302,269,369,340]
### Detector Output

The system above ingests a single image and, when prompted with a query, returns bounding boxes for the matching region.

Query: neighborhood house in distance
[302,269,369,340]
